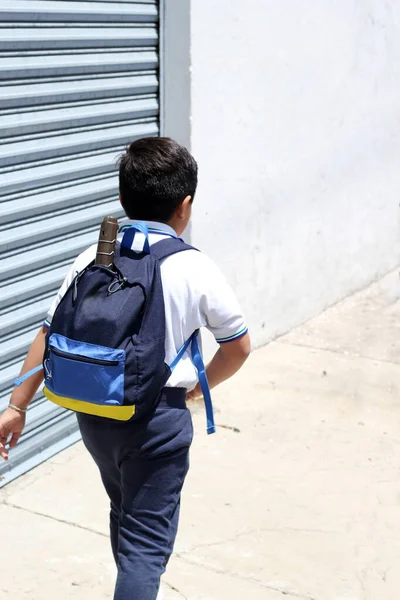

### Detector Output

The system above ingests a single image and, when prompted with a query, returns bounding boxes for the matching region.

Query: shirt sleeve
[197,255,248,343]
[44,245,96,327]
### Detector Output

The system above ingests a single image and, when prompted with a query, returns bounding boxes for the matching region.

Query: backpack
[15,223,215,434]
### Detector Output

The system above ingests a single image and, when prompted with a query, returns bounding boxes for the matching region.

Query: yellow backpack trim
[44,387,136,421]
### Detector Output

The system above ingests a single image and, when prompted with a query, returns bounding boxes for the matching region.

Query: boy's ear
[176,195,192,219]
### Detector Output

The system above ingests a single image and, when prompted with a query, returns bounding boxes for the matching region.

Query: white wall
[189,0,400,348]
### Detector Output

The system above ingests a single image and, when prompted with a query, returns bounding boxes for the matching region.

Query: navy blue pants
[77,388,193,600]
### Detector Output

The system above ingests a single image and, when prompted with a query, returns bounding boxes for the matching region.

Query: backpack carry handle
[121,221,150,254]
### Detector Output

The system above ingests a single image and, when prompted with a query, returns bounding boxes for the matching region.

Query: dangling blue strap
[190,333,216,435]
[14,364,43,387]
[170,336,193,372]
[121,221,150,254]
[170,332,216,435]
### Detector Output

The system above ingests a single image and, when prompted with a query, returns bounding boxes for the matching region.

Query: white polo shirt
[45,221,247,391]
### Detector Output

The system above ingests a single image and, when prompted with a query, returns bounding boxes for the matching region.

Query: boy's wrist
[9,392,31,411]
[8,403,28,415]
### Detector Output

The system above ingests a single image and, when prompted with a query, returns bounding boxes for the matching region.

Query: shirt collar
[120,220,177,238]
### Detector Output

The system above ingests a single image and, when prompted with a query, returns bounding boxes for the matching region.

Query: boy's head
[119,137,198,232]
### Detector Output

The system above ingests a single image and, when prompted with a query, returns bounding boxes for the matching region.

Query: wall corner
[159,0,192,150]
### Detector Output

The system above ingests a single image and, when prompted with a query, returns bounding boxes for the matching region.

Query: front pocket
[50,346,119,367]
[45,334,125,406]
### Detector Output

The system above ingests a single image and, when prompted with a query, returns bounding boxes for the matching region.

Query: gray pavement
[1,269,400,600]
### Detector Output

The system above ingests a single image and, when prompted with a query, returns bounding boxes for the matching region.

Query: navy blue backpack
[16,223,215,434]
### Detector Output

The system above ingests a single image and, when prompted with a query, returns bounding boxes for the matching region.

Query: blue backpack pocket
[45,334,125,406]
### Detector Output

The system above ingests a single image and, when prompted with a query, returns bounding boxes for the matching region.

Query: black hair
[119,137,198,222]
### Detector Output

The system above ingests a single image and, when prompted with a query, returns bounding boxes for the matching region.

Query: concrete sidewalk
[1,270,400,600]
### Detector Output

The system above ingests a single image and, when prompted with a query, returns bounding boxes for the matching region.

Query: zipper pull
[108,276,128,295]
[44,358,52,379]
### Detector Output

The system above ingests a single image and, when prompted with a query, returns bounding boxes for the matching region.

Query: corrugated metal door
[0,0,160,486]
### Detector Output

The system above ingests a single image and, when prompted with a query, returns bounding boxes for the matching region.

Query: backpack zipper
[50,346,119,367]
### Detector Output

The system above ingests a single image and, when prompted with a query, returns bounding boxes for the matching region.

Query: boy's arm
[187,333,251,399]
[187,253,251,398]
[0,245,94,461]
[0,326,46,461]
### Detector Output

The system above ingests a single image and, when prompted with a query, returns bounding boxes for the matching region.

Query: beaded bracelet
[8,403,27,414]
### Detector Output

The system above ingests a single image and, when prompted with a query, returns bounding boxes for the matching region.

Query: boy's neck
[166,217,181,236]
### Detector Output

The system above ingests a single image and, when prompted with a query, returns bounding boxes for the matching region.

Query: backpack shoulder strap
[150,237,197,261]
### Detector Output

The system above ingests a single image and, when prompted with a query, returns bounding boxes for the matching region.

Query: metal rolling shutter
[0,0,160,486]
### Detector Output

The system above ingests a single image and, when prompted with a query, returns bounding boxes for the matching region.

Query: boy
[0,137,250,600]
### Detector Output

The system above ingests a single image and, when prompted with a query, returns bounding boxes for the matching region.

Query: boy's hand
[0,324,47,461]
[186,333,251,402]
[186,383,202,401]
[0,408,26,461]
